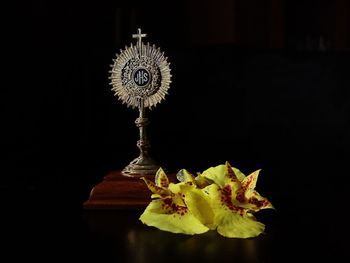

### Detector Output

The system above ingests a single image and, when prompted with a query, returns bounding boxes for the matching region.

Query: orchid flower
[139,168,210,235]
[140,162,274,238]
[200,162,274,238]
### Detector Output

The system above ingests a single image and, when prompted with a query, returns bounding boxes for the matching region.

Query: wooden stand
[84,171,150,209]
[84,170,176,209]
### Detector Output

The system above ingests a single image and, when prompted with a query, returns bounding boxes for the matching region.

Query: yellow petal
[208,183,247,216]
[201,164,226,187]
[225,162,238,182]
[172,193,186,207]
[194,173,211,188]
[141,177,171,196]
[224,162,242,191]
[168,182,193,207]
[151,193,161,199]
[232,167,246,182]
[139,199,209,235]
[155,167,169,187]
[235,169,260,203]
[242,169,260,191]
[168,182,182,194]
[216,211,265,238]
[184,188,215,229]
[246,191,274,211]
[206,184,265,238]
[168,181,196,194]
[201,162,246,188]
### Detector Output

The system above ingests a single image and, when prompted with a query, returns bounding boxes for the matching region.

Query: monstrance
[110,28,171,176]
[84,29,172,209]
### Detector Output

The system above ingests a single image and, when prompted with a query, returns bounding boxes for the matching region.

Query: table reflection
[84,210,273,262]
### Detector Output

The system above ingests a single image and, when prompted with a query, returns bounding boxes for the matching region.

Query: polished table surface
[3,183,346,263]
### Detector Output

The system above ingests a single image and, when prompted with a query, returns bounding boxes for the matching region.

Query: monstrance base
[122,156,160,177]
[83,170,176,209]
[83,170,150,209]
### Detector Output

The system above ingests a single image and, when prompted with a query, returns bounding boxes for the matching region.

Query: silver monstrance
[109,29,172,176]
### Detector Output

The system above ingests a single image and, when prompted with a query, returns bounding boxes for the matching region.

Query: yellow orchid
[139,162,274,238]
[139,168,210,235]
[200,162,274,238]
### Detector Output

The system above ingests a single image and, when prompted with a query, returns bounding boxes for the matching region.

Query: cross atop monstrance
[132,28,147,49]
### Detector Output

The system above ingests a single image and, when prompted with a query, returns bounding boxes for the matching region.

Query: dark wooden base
[83,170,177,209]
[83,171,152,209]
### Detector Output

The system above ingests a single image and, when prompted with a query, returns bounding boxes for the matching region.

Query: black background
[2,2,350,261]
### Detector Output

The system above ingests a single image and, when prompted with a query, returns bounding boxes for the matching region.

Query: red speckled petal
[139,199,209,235]
[141,177,171,196]
[155,167,169,187]
[241,169,260,191]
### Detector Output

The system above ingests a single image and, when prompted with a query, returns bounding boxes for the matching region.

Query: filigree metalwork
[109,29,172,176]
[110,31,171,109]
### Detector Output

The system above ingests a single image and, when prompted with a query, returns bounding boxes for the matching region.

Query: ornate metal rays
[110,29,171,109]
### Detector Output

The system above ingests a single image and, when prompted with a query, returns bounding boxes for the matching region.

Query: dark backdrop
[2,2,350,254]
